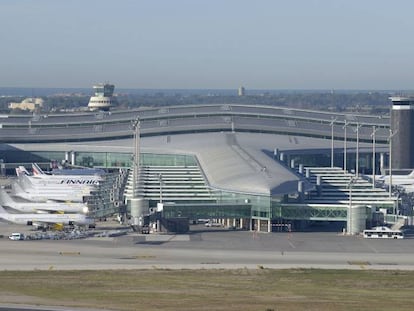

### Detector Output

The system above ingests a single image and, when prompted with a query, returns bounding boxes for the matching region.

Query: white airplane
[376,170,414,186]
[0,204,94,229]
[0,189,89,214]
[11,182,86,203]
[16,164,102,188]
[16,173,94,193]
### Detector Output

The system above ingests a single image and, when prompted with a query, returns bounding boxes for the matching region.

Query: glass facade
[140,153,197,167]
[1,148,362,229]
[76,152,133,168]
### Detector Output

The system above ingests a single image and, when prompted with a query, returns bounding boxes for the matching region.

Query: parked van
[8,232,24,240]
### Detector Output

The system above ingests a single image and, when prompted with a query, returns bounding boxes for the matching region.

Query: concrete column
[305,168,310,178]
[70,151,76,166]
[65,151,70,162]
[290,159,295,169]
[316,175,322,196]
[298,181,304,203]
[299,164,304,175]
[267,219,271,233]
[240,218,244,229]
[280,152,285,162]
[226,218,231,227]
[380,152,385,175]
[233,218,236,227]
[273,148,278,158]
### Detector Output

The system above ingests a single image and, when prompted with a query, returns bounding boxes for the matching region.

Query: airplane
[376,170,414,186]
[0,189,89,214]
[16,164,102,188]
[16,173,95,193]
[0,204,95,230]
[11,182,86,203]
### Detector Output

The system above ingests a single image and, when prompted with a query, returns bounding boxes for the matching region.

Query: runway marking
[134,255,156,259]
[59,252,80,256]
[119,255,156,260]
[348,261,370,265]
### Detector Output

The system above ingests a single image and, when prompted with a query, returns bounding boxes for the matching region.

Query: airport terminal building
[0,100,402,233]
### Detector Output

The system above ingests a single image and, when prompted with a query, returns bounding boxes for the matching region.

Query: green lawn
[0,269,413,311]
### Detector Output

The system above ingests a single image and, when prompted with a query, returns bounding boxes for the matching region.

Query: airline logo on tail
[32,163,44,176]
[15,166,29,177]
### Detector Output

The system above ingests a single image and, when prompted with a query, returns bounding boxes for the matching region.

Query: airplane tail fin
[15,168,23,177]
[15,166,29,177]
[50,160,63,170]
[0,189,14,206]
[408,170,414,178]
[0,204,7,215]
[32,163,44,176]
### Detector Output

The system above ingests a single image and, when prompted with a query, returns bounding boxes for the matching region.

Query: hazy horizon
[0,86,406,97]
[2,1,414,90]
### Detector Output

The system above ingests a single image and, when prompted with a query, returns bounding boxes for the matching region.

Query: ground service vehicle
[8,232,25,240]
[363,226,404,239]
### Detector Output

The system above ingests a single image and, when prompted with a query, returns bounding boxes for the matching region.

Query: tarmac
[1,222,414,271]
[2,221,414,311]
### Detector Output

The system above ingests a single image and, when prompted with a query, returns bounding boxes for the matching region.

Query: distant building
[88,83,116,111]
[8,98,44,112]
[238,86,245,96]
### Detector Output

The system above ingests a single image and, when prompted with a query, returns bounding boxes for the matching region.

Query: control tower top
[88,83,115,111]
[390,96,414,110]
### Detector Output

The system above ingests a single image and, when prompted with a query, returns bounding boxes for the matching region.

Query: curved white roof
[12,132,325,196]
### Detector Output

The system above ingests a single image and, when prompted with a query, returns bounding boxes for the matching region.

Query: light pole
[131,116,140,198]
[159,173,163,204]
[330,118,337,168]
[343,120,348,173]
[388,129,397,198]
[371,126,378,189]
[354,123,362,177]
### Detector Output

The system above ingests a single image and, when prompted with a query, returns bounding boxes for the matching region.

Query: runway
[1,224,414,271]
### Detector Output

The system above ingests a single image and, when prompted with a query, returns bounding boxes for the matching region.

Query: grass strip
[0,269,413,311]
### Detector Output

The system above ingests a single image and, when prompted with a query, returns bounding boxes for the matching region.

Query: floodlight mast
[330,118,337,168]
[132,116,140,198]
[354,123,362,177]
[388,129,398,198]
[371,126,379,189]
[343,120,348,173]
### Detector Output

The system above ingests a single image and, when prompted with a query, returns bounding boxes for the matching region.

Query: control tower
[390,96,414,169]
[87,83,115,111]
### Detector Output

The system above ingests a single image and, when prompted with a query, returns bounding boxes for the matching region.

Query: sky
[1,0,414,90]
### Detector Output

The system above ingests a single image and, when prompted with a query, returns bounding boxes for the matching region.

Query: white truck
[8,232,25,240]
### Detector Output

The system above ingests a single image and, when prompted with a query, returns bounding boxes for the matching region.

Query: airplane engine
[26,221,33,226]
